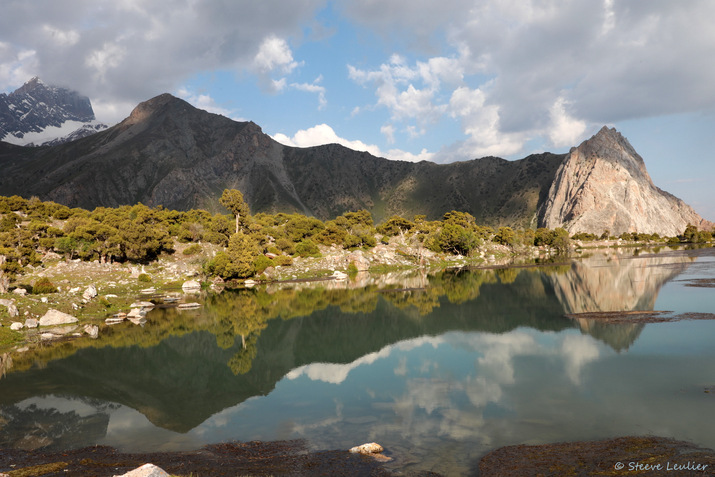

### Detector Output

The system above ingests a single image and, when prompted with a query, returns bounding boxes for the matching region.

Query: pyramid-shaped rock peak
[539,126,709,236]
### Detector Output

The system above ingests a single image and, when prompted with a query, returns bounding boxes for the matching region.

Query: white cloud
[343,0,715,158]
[290,75,326,109]
[272,123,434,163]
[42,25,80,47]
[253,36,300,76]
[85,42,126,83]
[176,87,239,119]
[560,334,600,385]
[380,124,395,144]
[548,96,587,148]
[273,124,383,157]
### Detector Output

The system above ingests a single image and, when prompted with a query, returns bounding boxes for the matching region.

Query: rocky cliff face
[539,127,711,236]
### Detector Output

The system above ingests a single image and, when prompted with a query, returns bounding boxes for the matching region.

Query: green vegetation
[1,193,710,289]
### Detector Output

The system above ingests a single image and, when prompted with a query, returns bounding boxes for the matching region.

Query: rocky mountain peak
[539,126,710,236]
[0,77,105,146]
[574,126,650,182]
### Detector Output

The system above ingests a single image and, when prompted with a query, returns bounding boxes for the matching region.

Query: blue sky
[1,0,714,220]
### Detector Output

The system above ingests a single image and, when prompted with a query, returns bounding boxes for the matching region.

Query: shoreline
[2,435,715,476]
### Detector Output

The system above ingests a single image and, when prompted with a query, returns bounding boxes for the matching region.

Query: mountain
[0,77,107,146]
[0,92,710,234]
[539,126,711,236]
[0,93,563,226]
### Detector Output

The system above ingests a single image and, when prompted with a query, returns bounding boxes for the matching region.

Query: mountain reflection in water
[0,247,712,476]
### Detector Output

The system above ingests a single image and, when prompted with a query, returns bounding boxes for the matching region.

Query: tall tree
[220,189,250,234]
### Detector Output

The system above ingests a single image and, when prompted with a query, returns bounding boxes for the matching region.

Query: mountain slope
[0,93,563,225]
[0,77,106,146]
[0,93,709,234]
[538,127,711,236]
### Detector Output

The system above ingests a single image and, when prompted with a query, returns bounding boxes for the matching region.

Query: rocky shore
[0,237,554,355]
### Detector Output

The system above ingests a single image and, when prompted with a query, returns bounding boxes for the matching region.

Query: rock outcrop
[539,127,711,236]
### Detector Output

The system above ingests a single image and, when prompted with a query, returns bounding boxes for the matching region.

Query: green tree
[224,232,261,278]
[493,226,516,246]
[220,189,250,234]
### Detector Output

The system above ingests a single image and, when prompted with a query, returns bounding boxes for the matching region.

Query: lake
[1,246,714,476]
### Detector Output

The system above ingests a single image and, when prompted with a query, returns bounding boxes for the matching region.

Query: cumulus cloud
[0,0,324,120]
[272,123,434,162]
[342,0,715,159]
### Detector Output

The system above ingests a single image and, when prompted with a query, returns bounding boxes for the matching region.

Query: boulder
[39,309,79,326]
[10,322,23,331]
[182,280,201,292]
[349,442,384,454]
[24,318,38,329]
[83,285,98,301]
[113,463,170,477]
[84,324,99,339]
[12,288,27,296]
[0,299,18,318]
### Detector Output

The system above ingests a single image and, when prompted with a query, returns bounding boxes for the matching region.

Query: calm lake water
[1,246,715,475]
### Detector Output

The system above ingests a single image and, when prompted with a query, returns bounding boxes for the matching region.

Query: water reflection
[0,248,711,473]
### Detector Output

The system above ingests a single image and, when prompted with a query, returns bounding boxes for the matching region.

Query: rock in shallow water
[349,442,384,454]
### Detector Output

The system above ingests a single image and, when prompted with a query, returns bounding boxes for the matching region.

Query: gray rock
[24,318,38,329]
[0,298,18,318]
[39,309,79,326]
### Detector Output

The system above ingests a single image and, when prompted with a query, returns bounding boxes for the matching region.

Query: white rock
[127,308,146,318]
[182,280,201,292]
[10,322,23,331]
[84,324,99,339]
[24,318,38,329]
[12,288,27,296]
[69,287,81,294]
[40,296,48,303]
[0,299,18,318]
[39,309,79,326]
[130,301,155,309]
[83,285,98,301]
[349,442,384,454]
[113,463,170,477]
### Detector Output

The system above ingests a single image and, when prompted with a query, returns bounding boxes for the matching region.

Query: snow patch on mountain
[2,120,108,146]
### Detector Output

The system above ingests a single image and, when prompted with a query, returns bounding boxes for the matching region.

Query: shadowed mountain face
[0,94,709,233]
[0,93,563,225]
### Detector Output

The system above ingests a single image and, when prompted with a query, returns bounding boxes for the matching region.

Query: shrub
[183,244,203,256]
[254,255,274,274]
[295,239,320,258]
[138,273,152,283]
[273,255,292,266]
[275,238,296,255]
[33,277,58,294]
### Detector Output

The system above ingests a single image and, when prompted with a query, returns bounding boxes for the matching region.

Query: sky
[1,0,714,220]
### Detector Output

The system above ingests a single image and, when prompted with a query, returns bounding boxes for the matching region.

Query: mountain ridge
[0,92,710,235]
